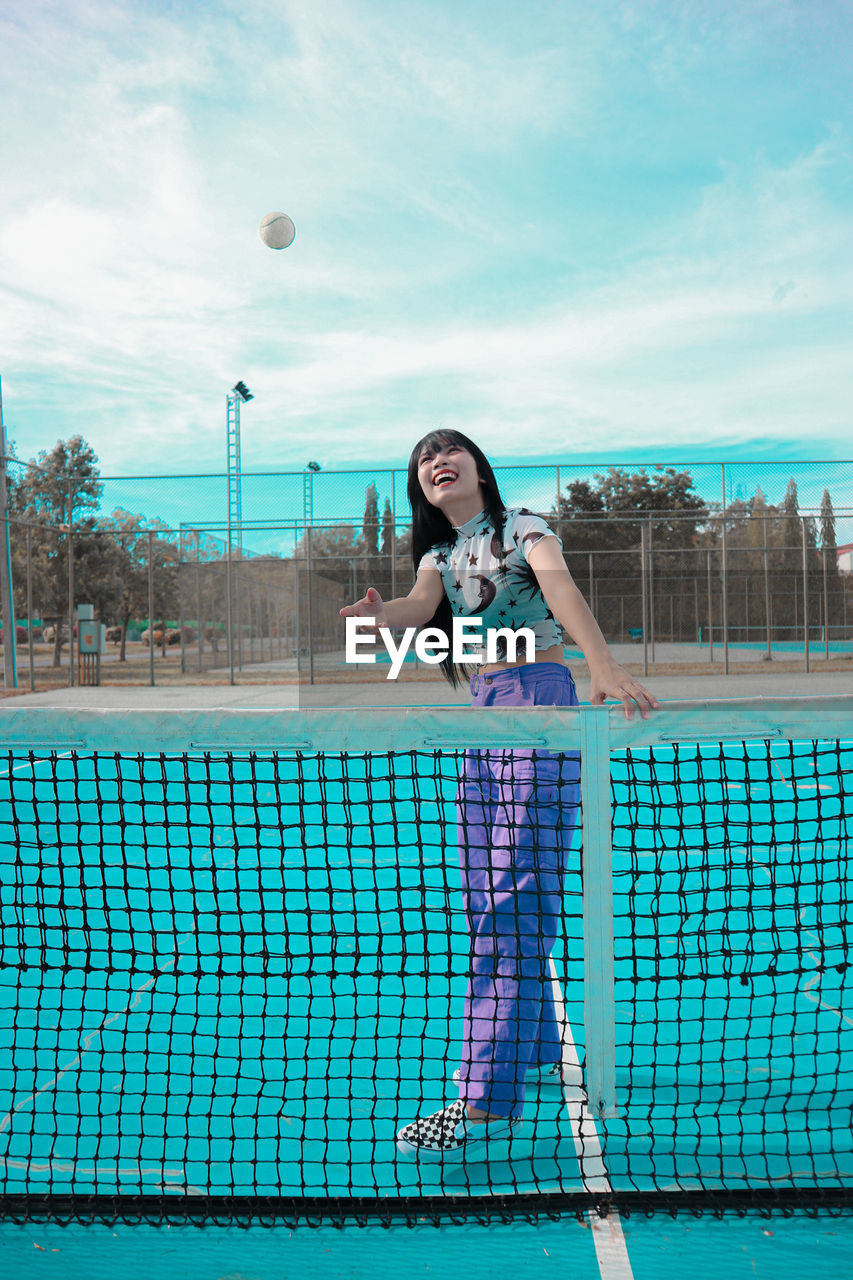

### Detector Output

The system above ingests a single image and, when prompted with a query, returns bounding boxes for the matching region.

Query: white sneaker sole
[452,1066,565,1089]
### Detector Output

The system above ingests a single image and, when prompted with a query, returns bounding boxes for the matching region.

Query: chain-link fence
[2,456,852,690]
[77,458,853,548]
[2,517,350,690]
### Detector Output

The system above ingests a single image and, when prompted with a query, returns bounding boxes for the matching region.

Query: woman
[340,430,658,1161]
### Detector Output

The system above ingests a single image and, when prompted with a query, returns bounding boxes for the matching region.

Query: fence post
[295,534,301,680]
[67,487,75,689]
[843,578,847,640]
[178,527,186,676]
[640,522,648,677]
[763,513,772,661]
[823,546,829,661]
[148,530,155,688]
[580,705,617,1119]
[247,562,253,668]
[647,515,655,664]
[706,548,714,664]
[196,536,203,674]
[307,524,315,686]
[721,466,729,675]
[802,517,809,674]
[391,470,397,601]
[225,509,235,686]
[0,381,17,691]
[234,555,241,674]
[555,464,561,540]
[26,525,34,692]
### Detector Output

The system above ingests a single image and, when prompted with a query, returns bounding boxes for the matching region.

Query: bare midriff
[480,642,565,675]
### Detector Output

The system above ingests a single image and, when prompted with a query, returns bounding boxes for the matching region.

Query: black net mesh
[0,746,584,1223]
[0,732,851,1225]
[606,739,853,1201]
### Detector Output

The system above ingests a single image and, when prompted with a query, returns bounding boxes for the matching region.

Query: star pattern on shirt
[423,508,562,651]
[513,561,547,605]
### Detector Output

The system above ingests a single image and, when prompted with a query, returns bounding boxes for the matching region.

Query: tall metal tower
[302,460,321,529]
[226,381,253,555]
[225,381,252,684]
[302,469,312,528]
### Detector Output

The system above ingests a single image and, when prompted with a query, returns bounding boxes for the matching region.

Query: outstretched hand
[589,659,660,720]
[339,586,389,634]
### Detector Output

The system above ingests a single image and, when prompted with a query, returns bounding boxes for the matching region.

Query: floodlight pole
[0,377,17,689]
[226,383,252,686]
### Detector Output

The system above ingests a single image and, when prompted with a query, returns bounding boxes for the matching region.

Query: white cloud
[0,1,851,477]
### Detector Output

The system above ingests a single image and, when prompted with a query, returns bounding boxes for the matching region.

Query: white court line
[0,936,194,1136]
[799,923,853,1029]
[0,749,77,779]
[0,1155,187,1181]
[548,958,634,1280]
[748,861,853,1031]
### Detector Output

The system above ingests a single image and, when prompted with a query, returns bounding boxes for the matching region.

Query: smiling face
[416,438,484,520]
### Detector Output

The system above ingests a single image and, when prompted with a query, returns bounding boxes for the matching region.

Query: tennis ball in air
[259,212,296,250]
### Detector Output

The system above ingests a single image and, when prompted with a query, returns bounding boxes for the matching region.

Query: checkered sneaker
[396,1100,521,1161]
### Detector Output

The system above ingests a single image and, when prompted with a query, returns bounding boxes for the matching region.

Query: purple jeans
[456,662,580,1119]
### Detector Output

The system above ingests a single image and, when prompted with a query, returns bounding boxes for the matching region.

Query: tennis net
[0,698,851,1224]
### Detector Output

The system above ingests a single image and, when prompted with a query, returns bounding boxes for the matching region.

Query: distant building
[838,543,853,574]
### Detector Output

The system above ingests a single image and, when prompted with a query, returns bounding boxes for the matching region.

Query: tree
[179,528,230,660]
[820,489,838,555]
[96,510,151,660]
[781,479,802,564]
[549,467,710,639]
[293,524,361,589]
[819,489,843,635]
[8,436,103,666]
[362,484,380,556]
[381,498,395,557]
[719,489,783,643]
[552,466,708,557]
[596,466,708,548]
[104,514,180,657]
[293,489,413,605]
[146,520,180,655]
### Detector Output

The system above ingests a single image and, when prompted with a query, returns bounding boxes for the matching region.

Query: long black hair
[407,429,507,688]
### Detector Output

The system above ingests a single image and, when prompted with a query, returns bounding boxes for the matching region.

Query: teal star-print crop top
[416,507,564,659]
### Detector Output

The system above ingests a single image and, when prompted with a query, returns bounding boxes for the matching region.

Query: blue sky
[1,0,852,478]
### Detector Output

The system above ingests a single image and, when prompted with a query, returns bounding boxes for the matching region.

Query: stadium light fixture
[232,381,253,403]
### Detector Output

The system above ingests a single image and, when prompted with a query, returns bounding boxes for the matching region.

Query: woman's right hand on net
[339,586,389,634]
